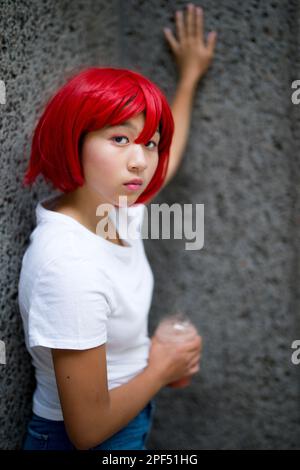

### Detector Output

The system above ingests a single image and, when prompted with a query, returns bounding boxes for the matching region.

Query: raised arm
[162,3,217,188]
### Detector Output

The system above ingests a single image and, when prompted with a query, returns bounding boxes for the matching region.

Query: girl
[19,4,216,450]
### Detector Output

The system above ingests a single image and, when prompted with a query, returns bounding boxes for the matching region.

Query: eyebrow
[106,121,160,135]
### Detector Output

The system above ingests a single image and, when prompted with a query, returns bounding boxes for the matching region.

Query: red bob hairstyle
[22,67,174,205]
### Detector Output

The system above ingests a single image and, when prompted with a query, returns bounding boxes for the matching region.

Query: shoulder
[36,235,111,289]
[28,237,116,318]
[22,226,112,296]
[23,225,82,271]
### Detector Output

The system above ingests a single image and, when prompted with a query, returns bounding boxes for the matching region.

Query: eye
[112,135,157,150]
[111,136,129,144]
[145,140,158,149]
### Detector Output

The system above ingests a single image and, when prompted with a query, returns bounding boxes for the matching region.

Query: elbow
[72,432,111,451]
[73,439,92,451]
[66,429,90,450]
[69,431,102,451]
[66,407,110,450]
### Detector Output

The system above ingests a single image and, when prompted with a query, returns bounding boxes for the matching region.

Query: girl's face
[80,112,160,207]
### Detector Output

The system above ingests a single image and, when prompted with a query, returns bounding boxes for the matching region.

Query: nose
[128,143,147,171]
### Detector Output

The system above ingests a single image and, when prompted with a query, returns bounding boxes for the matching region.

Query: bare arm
[52,345,163,450]
[163,79,197,188]
[162,3,217,189]
[52,334,201,450]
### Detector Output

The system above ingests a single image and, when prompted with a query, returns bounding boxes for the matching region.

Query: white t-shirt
[18,195,154,421]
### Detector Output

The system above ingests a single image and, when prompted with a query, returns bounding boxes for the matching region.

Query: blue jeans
[22,399,156,450]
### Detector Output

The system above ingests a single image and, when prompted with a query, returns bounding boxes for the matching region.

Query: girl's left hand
[163,3,217,85]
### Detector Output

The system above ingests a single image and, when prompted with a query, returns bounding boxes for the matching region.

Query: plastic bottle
[153,312,199,388]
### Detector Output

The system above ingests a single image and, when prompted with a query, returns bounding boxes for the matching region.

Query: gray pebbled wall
[0,0,299,450]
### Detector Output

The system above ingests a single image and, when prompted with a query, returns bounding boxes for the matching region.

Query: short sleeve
[28,255,113,349]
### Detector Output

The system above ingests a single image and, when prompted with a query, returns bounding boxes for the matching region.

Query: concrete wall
[0,0,299,450]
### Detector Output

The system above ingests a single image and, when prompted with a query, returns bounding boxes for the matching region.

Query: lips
[124,178,143,185]
[124,183,142,191]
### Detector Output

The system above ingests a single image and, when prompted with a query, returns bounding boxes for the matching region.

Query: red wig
[22,67,174,205]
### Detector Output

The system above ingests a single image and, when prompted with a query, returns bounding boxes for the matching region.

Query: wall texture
[0,0,299,450]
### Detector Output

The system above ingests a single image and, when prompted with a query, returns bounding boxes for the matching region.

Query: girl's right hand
[147,334,203,388]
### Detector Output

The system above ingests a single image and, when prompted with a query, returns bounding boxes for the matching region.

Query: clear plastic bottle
[153,312,199,388]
